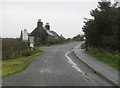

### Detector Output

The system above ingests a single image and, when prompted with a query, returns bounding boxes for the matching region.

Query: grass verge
[81,44,120,70]
[63,40,75,44]
[81,42,85,49]
[2,48,43,77]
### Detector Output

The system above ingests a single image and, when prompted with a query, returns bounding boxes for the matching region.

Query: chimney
[38,19,41,22]
[45,22,50,30]
[37,19,43,28]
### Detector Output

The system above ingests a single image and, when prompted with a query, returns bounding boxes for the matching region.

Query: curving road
[3,42,112,86]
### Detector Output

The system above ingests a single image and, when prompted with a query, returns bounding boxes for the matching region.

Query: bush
[2,38,29,60]
[81,43,85,49]
[22,50,31,56]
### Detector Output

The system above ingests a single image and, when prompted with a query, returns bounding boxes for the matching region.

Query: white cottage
[21,29,29,42]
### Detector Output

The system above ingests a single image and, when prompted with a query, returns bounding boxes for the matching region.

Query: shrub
[81,43,85,49]
[2,38,29,60]
[22,50,31,56]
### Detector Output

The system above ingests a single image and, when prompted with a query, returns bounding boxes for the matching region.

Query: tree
[82,1,120,51]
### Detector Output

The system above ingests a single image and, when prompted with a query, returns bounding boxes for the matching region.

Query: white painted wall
[22,29,28,41]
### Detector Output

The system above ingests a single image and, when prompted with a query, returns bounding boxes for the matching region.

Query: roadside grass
[45,40,76,47]
[81,42,85,49]
[2,47,43,77]
[63,40,75,44]
[0,60,2,78]
[85,50,120,70]
[81,43,120,70]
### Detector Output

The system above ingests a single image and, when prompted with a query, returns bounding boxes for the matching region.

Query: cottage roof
[50,31,59,38]
[43,27,60,38]
[46,29,54,36]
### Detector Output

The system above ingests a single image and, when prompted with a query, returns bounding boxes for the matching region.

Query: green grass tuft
[2,48,43,77]
[85,49,120,70]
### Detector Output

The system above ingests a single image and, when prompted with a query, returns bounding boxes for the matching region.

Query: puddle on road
[65,50,89,80]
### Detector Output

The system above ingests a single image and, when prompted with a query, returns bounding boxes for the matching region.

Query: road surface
[3,42,112,86]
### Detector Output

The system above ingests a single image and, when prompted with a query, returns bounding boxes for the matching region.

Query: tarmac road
[2,42,113,86]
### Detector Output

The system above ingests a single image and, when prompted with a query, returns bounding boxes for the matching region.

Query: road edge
[73,43,119,87]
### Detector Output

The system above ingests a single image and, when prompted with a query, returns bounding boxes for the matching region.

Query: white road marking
[65,50,89,79]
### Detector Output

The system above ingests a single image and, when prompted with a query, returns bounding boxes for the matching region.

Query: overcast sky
[0,0,118,38]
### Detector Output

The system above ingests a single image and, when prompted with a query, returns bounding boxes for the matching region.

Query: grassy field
[2,48,43,77]
[81,43,120,70]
